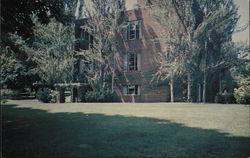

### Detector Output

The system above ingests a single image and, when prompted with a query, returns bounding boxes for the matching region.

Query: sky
[125,0,137,10]
[233,0,249,43]
[125,0,249,43]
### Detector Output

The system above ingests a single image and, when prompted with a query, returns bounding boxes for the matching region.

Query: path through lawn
[2,100,250,158]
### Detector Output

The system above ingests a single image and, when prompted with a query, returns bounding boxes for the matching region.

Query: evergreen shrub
[36,88,52,103]
[234,86,250,104]
[85,89,114,102]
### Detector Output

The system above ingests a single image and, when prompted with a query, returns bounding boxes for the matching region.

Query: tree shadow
[2,104,250,158]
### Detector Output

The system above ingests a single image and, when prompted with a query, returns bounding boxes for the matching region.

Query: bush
[78,85,86,102]
[50,90,58,103]
[85,90,114,102]
[215,93,236,104]
[215,94,225,103]
[234,86,250,104]
[225,93,236,104]
[36,88,52,103]
[1,89,22,101]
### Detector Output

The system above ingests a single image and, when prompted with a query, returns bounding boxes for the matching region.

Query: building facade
[75,0,170,102]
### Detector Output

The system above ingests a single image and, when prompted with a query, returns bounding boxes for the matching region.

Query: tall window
[123,53,141,71]
[79,59,93,75]
[78,29,93,50]
[128,20,141,40]
[128,53,137,71]
[123,85,140,95]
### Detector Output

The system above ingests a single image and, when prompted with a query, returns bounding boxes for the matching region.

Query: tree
[151,0,198,102]
[152,0,239,102]
[0,34,40,90]
[27,18,76,88]
[77,0,125,92]
[194,0,239,102]
[1,0,74,38]
[1,0,77,90]
[229,42,250,104]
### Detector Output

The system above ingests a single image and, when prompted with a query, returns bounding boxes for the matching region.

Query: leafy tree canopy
[1,0,75,38]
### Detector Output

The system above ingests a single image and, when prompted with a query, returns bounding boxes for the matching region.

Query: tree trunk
[202,72,207,103]
[198,83,201,102]
[202,40,208,103]
[111,70,115,92]
[219,70,222,94]
[187,73,191,102]
[170,76,174,102]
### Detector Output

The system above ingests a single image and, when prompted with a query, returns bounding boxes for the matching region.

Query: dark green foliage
[1,0,75,39]
[215,93,236,104]
[226,94,237,104]
[29,19,75,87]
[146,79,168,91]
[0,34,40,90]
[36,88,52,103]
[215,94,225,103]
[85,90,114,102]
[231,56,250,105]
[1,89,22,100]
[1,0,76,91]
[77,84,90,102]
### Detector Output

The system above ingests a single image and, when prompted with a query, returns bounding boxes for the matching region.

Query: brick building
[75,0,170,102]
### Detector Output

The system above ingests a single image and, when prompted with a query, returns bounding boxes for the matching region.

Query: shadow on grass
[2,104,250,158]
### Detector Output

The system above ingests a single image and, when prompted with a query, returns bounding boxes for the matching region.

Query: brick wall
[115,6,170,102]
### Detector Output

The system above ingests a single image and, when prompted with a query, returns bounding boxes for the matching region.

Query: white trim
[127,20,142,40]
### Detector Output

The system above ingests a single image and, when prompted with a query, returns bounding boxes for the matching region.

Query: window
[123,85,140,95]
[146,0,153,6]
[128,53,137,71]
[78,29,93,50]
[123,53,141,71]
[127,20,141,40]
[80,29,90,41]
[79,59,93,74]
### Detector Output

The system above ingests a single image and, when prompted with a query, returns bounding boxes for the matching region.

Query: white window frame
[127,20,141,40]
[123,52,141,71]
[123,85,140,95]
[128,53,138,71]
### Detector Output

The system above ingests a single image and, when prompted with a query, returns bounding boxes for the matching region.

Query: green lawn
[2,100,250,158]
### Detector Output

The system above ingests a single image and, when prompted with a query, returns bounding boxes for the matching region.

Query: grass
[2,100,250,158]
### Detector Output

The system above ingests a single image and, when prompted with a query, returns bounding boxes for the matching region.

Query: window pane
[130,23,136,30]
[85,31,89,40]
[129,53,135,70]
[128,85,135,94]
[128,53,138,71]
[129,23,136,39]
[123,85,139,95]
[135,53,138,70]
[135,85,138,95]
[136,23,140,39]
[130,30,135,39]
